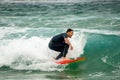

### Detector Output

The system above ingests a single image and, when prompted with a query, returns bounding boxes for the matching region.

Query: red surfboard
[55,57,86,64]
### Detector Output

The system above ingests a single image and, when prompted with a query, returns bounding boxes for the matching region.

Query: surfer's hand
[70,45,73,50]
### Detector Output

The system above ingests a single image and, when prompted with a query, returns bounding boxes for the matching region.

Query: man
[48,28,74,60]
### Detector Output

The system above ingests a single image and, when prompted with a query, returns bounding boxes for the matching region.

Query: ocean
[0,0,120,80]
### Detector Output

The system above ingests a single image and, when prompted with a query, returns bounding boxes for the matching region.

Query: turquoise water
[0,1,120,80]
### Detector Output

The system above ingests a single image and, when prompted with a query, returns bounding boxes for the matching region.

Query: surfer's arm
[64,38,73,50]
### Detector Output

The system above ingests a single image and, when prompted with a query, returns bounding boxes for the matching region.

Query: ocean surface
[0,0,120,80]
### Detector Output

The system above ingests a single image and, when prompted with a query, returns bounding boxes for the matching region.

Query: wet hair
[66,28,73,33]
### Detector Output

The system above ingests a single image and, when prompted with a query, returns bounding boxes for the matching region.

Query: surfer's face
[67,31,73,38]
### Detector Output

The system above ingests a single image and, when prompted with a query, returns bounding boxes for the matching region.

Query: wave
[80,29,120,36]
[0,27,86,71]
[0,27,120,73]
[71,29,120,73]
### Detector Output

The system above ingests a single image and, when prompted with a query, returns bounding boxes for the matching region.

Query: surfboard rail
[55,57,86,64]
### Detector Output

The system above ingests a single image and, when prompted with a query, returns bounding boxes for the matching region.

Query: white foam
[0,27,29,39]
[79,29,120,36]
[0,0,101,3]
[89,72,105,77]
[67,32,86,58]
[101,56,108,63]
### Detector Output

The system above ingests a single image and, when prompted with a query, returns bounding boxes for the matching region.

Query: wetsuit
[48,33,69,60]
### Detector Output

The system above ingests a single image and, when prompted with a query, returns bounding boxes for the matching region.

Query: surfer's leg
[49,42,69,60]
[62,44,69,57]
[55,52,63,60]
[49,42,65,52]
[55,44,69,60]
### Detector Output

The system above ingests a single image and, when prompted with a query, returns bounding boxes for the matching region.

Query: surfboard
[55,57,86,64]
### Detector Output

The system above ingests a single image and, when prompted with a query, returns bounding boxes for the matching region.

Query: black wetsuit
[48,33,69,60]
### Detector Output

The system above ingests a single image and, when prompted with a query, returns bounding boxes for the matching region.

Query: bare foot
[62,57,70,60]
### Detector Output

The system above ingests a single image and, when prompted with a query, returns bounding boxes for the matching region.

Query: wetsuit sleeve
[63,33,68,38]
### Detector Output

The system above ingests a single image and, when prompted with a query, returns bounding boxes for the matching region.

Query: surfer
[48,28,73,60]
